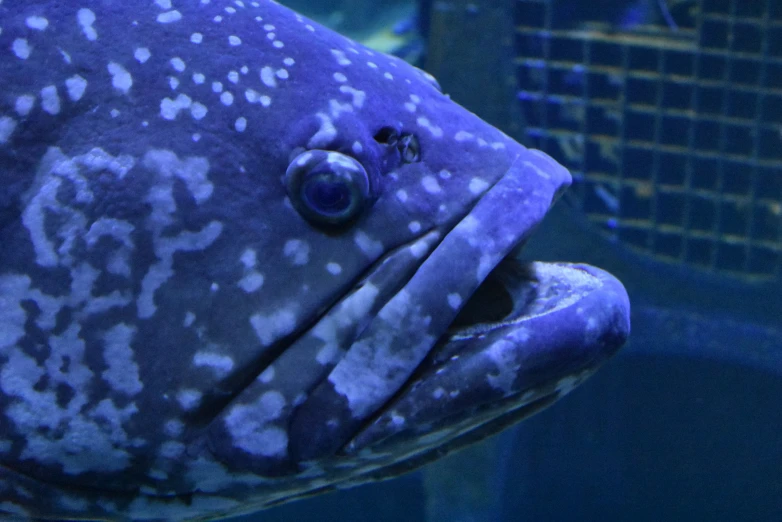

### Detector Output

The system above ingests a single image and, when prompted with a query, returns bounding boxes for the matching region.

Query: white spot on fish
[259,366,275,383]
[155,0,172,8]
[170,57,186,72]
[0,117,16,144]
[58,48,72,64]
[331,49,351,66]
[235,117,247,132]
[260,66,276,88]
[240,249,257,268]
[326,262,342,275]
[421,176,442,194]
[65,75,88,101]
[107,62,132,94]
[447,293,462,309]
[220,91,234,106]
[469,177,489,195]
[250,309,297,346]
[238,272,264,293]
[40,85,60,115]
[308,113,336,148]
[102,324,143,396]
[190,32,203,43]
[212,81,223,93]
[408,221,421,233]
[284,239,310,266]
[396,189,408,202]
[25,16,49,30]
[409,239,429,258]
[157,10,182,24]
[134,47,151,63]
[417,117,443,138]
[245,89,260,103]
[333,72,347,83]
[339,86,365,108]
[12,38,31,60]
[14,95,35,116]
[228,35,241,46]
[190,102,207,120]
[194,352,234,376]
[224,393,288,457]
[177,389,202,411]
[192,73,205,84]
[160,93,192,120]
[168,76,179,90]
[354,231,383,258]
[77,8,98,41]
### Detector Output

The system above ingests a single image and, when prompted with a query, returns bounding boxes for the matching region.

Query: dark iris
[284,150,371,227]
[303,177,352,214]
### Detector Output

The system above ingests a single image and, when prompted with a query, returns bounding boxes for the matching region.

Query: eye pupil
[305,179,351,214]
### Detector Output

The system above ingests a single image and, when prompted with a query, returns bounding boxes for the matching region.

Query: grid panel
[515,0,782,280]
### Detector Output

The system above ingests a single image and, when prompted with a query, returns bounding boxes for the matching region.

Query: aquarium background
[240,1,782,520]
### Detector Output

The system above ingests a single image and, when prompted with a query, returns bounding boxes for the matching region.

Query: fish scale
[0,1,629,520]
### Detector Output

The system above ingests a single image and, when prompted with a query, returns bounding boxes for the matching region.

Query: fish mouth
[342,257,630,455]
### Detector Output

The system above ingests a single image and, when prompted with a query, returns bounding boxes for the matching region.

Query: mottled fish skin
[0,0,629,520]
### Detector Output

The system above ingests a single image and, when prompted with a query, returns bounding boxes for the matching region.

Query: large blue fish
[0,1,630,519]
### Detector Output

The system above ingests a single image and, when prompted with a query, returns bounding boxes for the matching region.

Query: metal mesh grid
[514,0,782,280]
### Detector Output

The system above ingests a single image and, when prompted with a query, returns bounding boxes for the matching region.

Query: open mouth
[341,247,630,454]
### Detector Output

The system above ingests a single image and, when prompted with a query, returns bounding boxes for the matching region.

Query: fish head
[0,1,629,519]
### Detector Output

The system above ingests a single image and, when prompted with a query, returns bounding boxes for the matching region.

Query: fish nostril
[373,126,400,146]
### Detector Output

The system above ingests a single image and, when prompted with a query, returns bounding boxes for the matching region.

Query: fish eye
[285,150,371,227]
[373,126,400,147]
[398,133,421,163]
